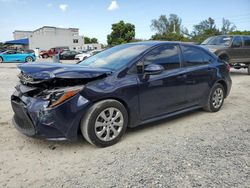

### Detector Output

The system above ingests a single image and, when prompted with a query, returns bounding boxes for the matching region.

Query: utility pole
[172,21,176,34]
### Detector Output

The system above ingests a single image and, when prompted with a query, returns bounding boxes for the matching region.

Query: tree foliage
[107,21,135,46]
[192,18,217,35]
[84,37,91,44]
[151,33,190,42]
[150,14,189,41]
[90,38,98,43]
[106,14,248,46]
[221,18,236,34]
[84,37,98,44]
[229,30,250,35]
[151,14,183,34]
[191,17,221,43]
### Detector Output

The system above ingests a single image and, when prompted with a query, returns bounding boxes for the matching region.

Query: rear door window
[243,36,250,47]
[232,36,243,47]
[181,45,213,66]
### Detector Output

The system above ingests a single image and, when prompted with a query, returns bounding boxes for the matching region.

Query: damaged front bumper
[11,89,90,140]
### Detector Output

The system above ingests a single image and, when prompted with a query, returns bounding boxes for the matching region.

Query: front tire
[204,83,225,112]
[0,57,3,63]
[248,64,250,75]
[81,100,128,147]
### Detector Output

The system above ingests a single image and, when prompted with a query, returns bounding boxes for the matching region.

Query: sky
[0,0,250,44]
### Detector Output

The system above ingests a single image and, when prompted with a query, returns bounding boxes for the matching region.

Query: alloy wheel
[212,88,224,109]
[26,57,33,62]
[94,107,124,142]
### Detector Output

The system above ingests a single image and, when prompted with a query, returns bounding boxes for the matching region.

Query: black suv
[201,35,250,74]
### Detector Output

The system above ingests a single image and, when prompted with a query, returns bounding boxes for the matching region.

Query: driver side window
[7,51,16,55]
[143,45,180,70]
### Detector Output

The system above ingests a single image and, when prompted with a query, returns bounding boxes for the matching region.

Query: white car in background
[89,49,103,55]
[75,52,91,61]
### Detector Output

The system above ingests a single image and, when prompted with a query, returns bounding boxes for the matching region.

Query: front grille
[11,98,35,136]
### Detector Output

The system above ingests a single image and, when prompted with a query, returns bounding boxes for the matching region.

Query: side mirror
[144,64,164,75]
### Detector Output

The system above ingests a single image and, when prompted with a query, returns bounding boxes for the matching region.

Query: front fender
[215,50,230,60]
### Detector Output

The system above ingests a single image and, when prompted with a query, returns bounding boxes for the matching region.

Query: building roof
[33,26,79,32]
[13,30,33,33]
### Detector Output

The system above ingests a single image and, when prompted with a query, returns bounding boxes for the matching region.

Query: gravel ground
[0,62,249,188]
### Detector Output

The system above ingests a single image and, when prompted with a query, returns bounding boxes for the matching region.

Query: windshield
[201,36,233,46]
[79,43,152,71]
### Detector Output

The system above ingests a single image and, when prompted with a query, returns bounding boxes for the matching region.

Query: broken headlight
[43,85,84,108]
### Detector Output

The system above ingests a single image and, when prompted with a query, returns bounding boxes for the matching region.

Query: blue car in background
[0,50,36,63]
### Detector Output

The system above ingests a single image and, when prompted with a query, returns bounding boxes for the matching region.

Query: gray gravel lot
[0,61,249,188]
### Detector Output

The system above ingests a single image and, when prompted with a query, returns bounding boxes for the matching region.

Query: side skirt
[136,105,202,127]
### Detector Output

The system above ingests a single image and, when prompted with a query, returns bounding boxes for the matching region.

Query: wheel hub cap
[95,107,124,142]
[212,88,223,109]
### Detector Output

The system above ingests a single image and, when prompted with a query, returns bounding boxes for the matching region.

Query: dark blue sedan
[11,41,232,147]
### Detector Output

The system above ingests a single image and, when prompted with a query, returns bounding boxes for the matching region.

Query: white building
[12,26,85,51]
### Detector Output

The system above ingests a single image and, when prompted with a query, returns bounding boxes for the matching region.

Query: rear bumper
[11,91,90,140]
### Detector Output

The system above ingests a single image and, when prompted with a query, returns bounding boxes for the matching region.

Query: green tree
[151,15,169,34]
[90,38,98,43]
[84,37,99,44]
[191,17,220,43]
[84,37,91,44]
[107,21,135,46]
[150,14,190,41]
[229,30,250,35]
[221,18,236,34]
[151,33,190,42]
[151,14,183,34]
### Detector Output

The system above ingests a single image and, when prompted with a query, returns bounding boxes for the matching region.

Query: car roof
[127,41,196,47]
[208,35,250,37]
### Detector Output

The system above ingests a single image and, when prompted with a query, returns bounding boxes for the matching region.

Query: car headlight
[43,85,84,108]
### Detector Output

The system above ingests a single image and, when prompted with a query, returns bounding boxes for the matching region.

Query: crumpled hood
[17,63,112,80]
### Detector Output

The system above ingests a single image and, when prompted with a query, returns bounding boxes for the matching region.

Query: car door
[137,44,187,120]
[62,52,69,59]
[70,51,77,59]
[242,36,250,62]
[180,44,216,106]
[13,51,24,62]
[227,36,245,63]
[4,50,17,62]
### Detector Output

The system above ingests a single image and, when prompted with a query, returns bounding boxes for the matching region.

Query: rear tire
[80,100,128,147]
[0,57,3,63]
[204,83,225,112]
[248,64,250,75]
